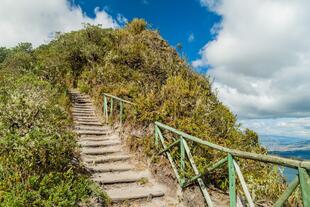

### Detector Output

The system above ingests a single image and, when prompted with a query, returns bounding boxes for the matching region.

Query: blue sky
[74,0,220,63]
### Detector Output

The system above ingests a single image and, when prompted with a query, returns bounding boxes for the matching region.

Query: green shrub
[0,70,108,206]
[2,19,290,204]
[126,18,147,34]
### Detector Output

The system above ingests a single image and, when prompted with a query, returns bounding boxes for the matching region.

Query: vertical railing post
[103,95,105,116]
[155,125,159,148]
[228,154,236,207]
[156,127,182,185]
[103,95,108,122]
[298,167,310,206]
[183,139,214,207]
[110,97,113,117]
[180,136,185,186]
[233,160,254,207]
[274,176,299,207]
[119,101,123,127]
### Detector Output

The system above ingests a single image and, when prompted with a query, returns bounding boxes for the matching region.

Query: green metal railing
[155,121,310,207]
[102,93,310,207]
[102,93,135,127]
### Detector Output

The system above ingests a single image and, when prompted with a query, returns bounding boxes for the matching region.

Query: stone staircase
[70,90,169,206]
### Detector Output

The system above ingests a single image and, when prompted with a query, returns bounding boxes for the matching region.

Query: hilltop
[0,19,293,205]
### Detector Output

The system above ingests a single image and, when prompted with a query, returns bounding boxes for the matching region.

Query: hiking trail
[70,90,182,207]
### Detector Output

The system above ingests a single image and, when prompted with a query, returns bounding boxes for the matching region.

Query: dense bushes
[0,58,107,205]
[75,20,289,203]
[0,19,290,204]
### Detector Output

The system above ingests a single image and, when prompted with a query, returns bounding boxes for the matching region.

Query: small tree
[126,18,147,34]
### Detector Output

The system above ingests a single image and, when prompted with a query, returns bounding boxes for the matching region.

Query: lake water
[259,135,310,182]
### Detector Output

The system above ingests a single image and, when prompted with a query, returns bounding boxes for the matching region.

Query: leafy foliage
[0,68,108,206]
[0,18,293,205]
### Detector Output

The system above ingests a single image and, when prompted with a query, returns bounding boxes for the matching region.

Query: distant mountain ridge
[259,135,310,181]
[259,134,310,152]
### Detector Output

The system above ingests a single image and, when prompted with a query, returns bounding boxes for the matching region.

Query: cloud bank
[0,0,119,47]
[240,117,310,139]
[195,0,310,119]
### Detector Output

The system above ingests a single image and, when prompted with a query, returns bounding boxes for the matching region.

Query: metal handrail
[155,121,310,207]
[101,93,310,207]
[103,93,136,105]
[102,93,135,127]
[155,122,310,170]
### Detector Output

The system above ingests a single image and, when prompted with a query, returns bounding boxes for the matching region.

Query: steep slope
[9,19,288,203]
[70,89,189,206]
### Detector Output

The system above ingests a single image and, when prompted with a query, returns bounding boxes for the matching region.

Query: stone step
[76,130,113,136]
[86,163,134,173]
[72,97,90,99]
[73,112,96,114]
[73,117,98,121]
[72,109,94,112]
[79,138,111,143]
[72,104,95,109]
[79,140,121,147]
[73,118,99,122]
[79,133,118,140]
[74,121,102,126]
[72,105,93,108]
[74,120,101,124]
[72,112,95,116]
[92,171,149,184]
[83,154,130,164]
[74,117,98,121]
[72,111,94,114]
[72,99,92,102]
[72,113,95,115]
[73,114,96,117]
[74,126,108,131]
[106,186,165,203]
[74,126,110,131]
[81,147,121,155]
[80,138,112,143]
[72,104,93,107]
[72,106,94,109]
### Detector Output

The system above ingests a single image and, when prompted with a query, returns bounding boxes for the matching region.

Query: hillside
[0,19,294,205]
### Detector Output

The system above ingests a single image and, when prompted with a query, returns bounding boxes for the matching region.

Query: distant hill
[260,135,310,182]
[260,134,310,152]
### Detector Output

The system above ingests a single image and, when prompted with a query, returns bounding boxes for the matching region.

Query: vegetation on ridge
[0,45,108,206]
[0,19,301,205]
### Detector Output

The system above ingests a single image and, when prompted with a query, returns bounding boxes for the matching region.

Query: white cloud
[188,33,195,43]
[117,14,128,26]
[240,117,310,139]
[0,0,119,47]
[195,0,310,119]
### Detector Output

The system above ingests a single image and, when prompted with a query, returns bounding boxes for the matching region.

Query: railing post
[233,160,254,207]
[228,154,236,207]
[274,176,299,207]
[110,97,113,117]
[182,139,214,207]
[298,167,310,206]
[180,136,185,185]
[156,127,182,185]
[103,95,108,122]
[119,101,123,127]
[155,125,159,148]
